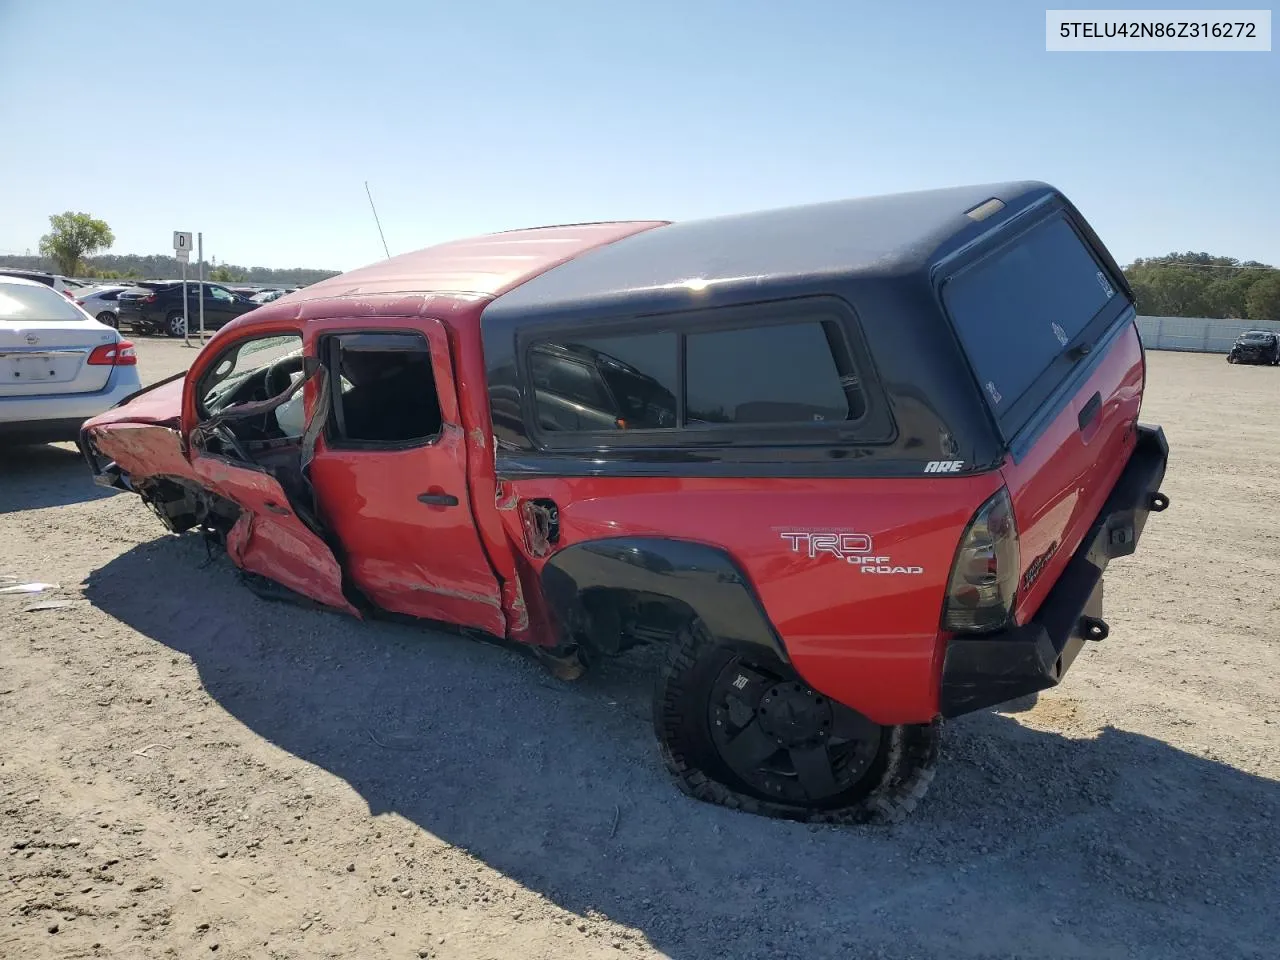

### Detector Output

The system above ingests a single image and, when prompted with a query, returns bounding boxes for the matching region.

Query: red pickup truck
[80,181,1169,823]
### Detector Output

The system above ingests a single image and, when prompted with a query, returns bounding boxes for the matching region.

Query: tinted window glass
[685,322,860,425]
[328,332,442,446]
[942,216,1116,415]
[529,333,678,432]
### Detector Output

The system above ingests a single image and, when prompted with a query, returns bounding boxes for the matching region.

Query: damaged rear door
[303,321,506,637]
[185,328,359,616]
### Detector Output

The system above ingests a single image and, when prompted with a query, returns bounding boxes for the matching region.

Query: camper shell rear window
[940,213,1128,439]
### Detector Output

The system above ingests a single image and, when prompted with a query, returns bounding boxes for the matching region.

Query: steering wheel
[265,358,301,399]
[211,423,253,462]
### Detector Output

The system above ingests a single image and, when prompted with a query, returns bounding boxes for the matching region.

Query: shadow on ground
[85,535,1280,960]
[0,442,116,513]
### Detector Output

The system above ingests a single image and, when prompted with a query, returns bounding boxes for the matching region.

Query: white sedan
[0,275,143,445]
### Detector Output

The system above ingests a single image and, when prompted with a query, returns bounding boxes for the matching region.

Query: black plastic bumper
[939,424,1170,718]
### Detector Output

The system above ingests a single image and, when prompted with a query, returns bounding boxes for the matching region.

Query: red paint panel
[87,422,193,483]
[451,311,538,642]
[84,376,183,431]
[276,222,668,301]
[192,454,357,616]
[1000,325,1145,623]
[304,317,506,636]
[504,474,1005,724]
[213,221,669,344]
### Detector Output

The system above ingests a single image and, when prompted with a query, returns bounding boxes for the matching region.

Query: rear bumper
[117,308,159,329]
[0,369,144,443]
[939,423,1170,718]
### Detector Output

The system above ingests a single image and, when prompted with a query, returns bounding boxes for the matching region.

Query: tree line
[7,210,339,286]
[0,251,340,286]
[1123,252,1280,321]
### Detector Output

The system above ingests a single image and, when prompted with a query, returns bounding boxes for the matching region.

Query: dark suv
[116,281,260,337]
[1226,330,1280,365]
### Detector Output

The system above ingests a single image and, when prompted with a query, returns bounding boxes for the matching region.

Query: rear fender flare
[539,537,789,662]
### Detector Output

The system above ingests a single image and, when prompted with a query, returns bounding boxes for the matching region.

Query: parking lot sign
[173,231,192,263]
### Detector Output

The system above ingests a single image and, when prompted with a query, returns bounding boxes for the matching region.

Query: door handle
[1077,391,1102,431]
[417,492,459,507]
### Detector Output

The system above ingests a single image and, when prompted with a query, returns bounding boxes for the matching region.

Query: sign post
[173,231,192,346]
[197,233,205,343]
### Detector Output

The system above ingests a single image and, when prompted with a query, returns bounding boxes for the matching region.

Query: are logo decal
[1051,322,1069,347]
[777,530,924,576]
[924,460,964,473]
[1097,271,1115,299]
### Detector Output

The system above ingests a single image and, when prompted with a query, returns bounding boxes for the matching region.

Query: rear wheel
[652,620,939,824]
[96,311,118,329]
[164,311,186,338]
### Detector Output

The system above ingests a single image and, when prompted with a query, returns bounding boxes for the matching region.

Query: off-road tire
[652,619,940,825]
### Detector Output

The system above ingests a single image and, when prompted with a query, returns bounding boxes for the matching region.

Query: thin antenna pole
[364,180,391,259]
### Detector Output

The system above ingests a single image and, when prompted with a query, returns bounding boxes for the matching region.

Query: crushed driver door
[185,331,359,617]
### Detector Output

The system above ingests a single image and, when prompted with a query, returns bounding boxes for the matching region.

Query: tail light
[941,487,1020,633]
[75,299,86,306]
[142,294,157,304]
[87,340,137,366]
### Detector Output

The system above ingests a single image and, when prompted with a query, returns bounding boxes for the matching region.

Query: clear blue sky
[1,0,1276,272]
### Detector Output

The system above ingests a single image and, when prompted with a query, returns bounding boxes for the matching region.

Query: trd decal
[1021,540,1059,591]
[776,529,924,576]
[924,460,964,473]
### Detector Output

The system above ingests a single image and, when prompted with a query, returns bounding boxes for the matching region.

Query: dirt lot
[2,343,1277,960]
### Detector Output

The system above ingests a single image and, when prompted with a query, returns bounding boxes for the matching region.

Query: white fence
[1135,316,1280,354]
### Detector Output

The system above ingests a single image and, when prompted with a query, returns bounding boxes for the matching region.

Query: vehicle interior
[193,331,445,468]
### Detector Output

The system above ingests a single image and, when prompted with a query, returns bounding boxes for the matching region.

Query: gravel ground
[1,344,1277,960]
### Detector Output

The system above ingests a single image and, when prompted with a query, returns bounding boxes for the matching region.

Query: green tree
[209,265,244,283]
[1245,273,1280,321]
[1123,252,1277,318]
[37,212,115,275]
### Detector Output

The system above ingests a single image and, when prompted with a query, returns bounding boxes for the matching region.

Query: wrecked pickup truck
[80,181,1169,824]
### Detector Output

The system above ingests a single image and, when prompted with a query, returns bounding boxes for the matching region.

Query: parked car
[1226,330,1280,365]
[0,275,140,444]
[74,284,133,328]
[246,289,279,304]
[115,281,261,337]
[79,180,1169,823]
[0,268,90,300]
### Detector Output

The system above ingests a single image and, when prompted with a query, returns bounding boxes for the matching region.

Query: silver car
[0,276,143,444]
[74,284,133,328]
